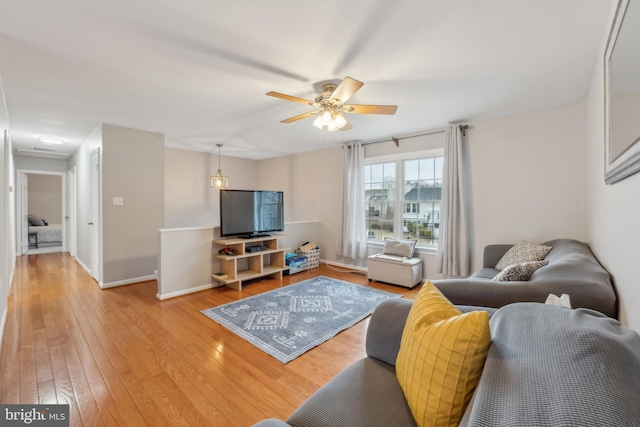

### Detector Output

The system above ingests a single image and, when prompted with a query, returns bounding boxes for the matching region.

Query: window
[403,203,419,213]
[364,162,395,241]
[365,153,443,247]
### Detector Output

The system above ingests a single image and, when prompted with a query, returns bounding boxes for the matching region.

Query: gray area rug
[201,276,401,363]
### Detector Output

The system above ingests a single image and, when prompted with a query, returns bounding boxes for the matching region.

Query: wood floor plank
[1,252,419,426]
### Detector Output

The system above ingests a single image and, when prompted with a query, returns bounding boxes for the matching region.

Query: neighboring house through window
[365,151,443,248]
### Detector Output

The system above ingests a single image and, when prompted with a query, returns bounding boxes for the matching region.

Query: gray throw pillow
[495,241,552,270]
[492,260,549,282]
[28,215,45,226]
[382,239,417,258]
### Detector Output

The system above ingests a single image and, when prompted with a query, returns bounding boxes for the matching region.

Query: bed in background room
[28,214,62,248]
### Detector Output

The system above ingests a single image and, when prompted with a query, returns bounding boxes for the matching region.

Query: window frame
[365,148,444,250]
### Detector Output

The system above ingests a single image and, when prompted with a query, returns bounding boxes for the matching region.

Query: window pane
[434,157,443,178]
[365,161,396,239]
[404,159,419,181]
[366,201,394,240]
[400,155,443,248]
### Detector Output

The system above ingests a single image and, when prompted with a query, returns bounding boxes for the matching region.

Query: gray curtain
[341,143,367,259]
[436,125,470,276]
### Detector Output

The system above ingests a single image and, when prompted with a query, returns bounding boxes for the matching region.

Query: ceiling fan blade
[280,111,318,123]
[266,91,315,105]
[343,104,398,115]
[330,77,364,104]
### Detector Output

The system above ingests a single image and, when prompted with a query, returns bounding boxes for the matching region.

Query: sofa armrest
[482,244,513,268]
[365,298,413,366]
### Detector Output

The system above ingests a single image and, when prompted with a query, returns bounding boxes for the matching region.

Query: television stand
[212,236,288,290]
[240,233,271,239]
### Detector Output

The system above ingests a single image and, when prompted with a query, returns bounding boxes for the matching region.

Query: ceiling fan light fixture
[321,110,332,126]
[312,116,324,129]
[334,112,347,129]
[327,120,339,132]
[266,76,397,131]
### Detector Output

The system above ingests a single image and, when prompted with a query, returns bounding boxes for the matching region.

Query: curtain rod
[356,124,468,147]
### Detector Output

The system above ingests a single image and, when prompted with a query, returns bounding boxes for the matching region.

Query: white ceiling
[0,0,614,160]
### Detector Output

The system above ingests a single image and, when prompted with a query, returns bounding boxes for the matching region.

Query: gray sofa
[253,298,640,427]
[433,238,618,318]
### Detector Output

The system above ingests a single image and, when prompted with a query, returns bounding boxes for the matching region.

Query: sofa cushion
[382,239,417,258]
[396,282,491,427]
[459,303,640,426]
[492,260,548,282]
[495,240,552,270]
[286,357,417,427]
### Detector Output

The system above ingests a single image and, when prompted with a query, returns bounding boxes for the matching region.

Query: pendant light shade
[210,144,229,189]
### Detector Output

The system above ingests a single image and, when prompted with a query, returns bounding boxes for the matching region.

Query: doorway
[16,170,67,255]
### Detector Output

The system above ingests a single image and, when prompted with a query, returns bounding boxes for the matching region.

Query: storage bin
[296,248,320,269]
[285,256,308,275]
[367,254,423,288]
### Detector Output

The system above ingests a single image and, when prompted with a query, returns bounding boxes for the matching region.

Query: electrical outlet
[113,196,124,206]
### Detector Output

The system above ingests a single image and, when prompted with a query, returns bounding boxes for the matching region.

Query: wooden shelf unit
[212,236,288,290]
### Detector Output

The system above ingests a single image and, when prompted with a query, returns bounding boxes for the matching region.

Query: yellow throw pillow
[396,281,491,427]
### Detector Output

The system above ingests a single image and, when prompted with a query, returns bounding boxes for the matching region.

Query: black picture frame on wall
[604,0,640,184]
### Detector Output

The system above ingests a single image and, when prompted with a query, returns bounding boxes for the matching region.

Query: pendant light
[210,144,229,189]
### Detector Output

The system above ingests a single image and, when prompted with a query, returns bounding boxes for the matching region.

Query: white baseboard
[321,259,368,272]
[156,282,220,300]
[102,274,156,289]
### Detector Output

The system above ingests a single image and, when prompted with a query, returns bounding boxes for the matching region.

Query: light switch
[113,196,124,206]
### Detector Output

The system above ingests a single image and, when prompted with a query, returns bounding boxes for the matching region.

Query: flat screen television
[219,190,284,238]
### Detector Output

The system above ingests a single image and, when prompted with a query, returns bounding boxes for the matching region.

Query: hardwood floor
[0,252,421,426]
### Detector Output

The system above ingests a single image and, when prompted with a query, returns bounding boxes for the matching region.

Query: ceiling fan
[266,76,397,131]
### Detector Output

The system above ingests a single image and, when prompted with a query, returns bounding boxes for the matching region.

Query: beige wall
[68,125,102,276]
[584,7,640,331]
[101,124,164,285]
[0,81,10,345]
[163,147,259,228]
[68,124,165,286]
[27,174,62,223]
[466,102,586,271]
[257,146,344,259]
[252,111,588,280]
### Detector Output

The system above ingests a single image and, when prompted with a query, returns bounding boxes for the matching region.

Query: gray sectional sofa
[253,298,640,427]
[433,238,618,318]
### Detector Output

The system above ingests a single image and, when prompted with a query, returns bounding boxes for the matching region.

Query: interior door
[90,149,100,281]
[68,167,77,257]
[20,173,28,254]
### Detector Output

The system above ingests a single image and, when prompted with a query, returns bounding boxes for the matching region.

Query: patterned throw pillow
[495,241,552,270]
[396,282,491,427]
[492,260,549,282]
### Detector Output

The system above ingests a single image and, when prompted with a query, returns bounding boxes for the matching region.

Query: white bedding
[29,223,63,243]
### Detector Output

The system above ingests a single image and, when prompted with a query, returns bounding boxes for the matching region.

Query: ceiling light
[210,144,229,189]
[314,109,348,132]
[334,112,347,129]
[38,136,64,144]
[312,116,324,129]
[321,110,332,126]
